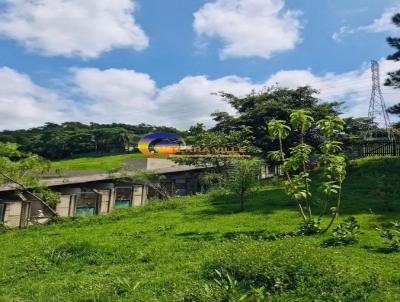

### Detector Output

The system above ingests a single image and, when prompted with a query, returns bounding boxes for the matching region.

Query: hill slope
[51,153,147,171]
[0,157,400,301]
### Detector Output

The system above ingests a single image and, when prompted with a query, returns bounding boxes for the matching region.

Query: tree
[0,143,58,214]
[226,159,261,212]
[172,129,260,175]
[268,110,346,232]
[343,117,376,139]
[212,87,341,156]
[0,122,183,160]
[186,123,206,138]
[385,13,400,121]
[385,13,400,89]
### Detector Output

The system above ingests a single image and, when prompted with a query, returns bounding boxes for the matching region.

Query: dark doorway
[0,203,5,222]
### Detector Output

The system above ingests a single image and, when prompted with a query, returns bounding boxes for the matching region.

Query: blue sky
[0,0,399,130]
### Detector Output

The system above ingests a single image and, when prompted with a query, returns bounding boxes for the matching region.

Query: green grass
[51,153,147,171]
[0,157,400,301]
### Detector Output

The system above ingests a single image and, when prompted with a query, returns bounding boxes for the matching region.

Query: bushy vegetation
[378,221,400,253]
[0,142,58,212]
[322,216,361,247]
[0,158,400,301]
[0,122,181,160]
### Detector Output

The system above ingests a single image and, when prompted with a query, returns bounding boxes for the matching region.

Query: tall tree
[385,13,400,130]
[212,86,341,155]
[385,13,400,89]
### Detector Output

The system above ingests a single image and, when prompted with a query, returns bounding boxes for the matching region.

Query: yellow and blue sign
[138,132,185,158]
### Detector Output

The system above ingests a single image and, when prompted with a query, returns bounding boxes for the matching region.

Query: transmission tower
[366,60,393,140]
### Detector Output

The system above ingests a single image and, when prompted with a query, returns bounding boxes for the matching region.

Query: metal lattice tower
[366,60,393,140]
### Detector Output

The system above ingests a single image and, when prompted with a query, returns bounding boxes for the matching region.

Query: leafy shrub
[322,216,361,247]
[377,221,400,253]
[212,270,248,301]
[111,278,141,296]
[266,176,283,186]
[297,219,321,235]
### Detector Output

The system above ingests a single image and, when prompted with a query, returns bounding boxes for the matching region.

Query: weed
[377,221,400,253]
[322,216,361,247]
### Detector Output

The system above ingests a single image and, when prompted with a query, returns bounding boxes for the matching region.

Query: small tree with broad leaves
[226,158,261,212]
[0,143,58,215]
[268,110,346,233]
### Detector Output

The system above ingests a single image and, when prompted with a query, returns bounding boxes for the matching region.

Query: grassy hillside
[1,157,400,301]
[51,153,147,171]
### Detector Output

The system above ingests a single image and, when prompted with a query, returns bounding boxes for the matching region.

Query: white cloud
[266,59,400,123]
[69,60,400,128]
[153,75,257,127]
[0,67,78,130]
[72,68,157,121]
[333,6,400,41]
[71,68,256,129]
[0,0,149,58]
[1,60,399,130]
[193,0,302,59]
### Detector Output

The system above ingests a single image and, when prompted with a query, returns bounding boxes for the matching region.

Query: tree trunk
[239,193,245,212]
[321,186,342,234]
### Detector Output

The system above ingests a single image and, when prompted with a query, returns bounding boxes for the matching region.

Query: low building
[0,159,206,228]
[260,163,283,179]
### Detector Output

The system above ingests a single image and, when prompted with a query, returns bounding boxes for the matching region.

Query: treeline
[1,86,396,161]
[0,122,182,159]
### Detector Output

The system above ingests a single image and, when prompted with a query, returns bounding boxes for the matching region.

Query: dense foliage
[385,12,400,129]
[212,86,342,155]
[0,122,182,160]
[385,13,400,89]
[0,142,59,211]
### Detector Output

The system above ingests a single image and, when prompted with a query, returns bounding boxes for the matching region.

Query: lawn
[0,157,400,301]
[51,153,147,171]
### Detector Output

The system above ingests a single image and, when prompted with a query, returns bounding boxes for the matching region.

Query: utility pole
[366,60,393,140]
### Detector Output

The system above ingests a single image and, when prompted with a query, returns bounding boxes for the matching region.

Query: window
[115,187,132,208]
[76,192,98,216]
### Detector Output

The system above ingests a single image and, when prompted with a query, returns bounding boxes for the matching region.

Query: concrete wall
[124,158,180,170]
[133,185,144,206]
[98,189,114,214]
[56,195,76,217]
[3,202,25,228]
[147,159,179,170]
